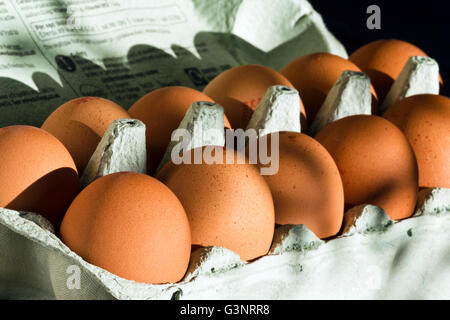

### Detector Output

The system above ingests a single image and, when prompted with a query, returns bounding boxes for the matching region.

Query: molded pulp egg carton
[1,0,449,299]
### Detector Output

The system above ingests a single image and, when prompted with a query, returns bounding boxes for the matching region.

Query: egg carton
[1,46,449,298]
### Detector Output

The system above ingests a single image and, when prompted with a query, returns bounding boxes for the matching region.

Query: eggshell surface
[0,125,79,227]
[383,94,450,188]
[157,147,275,261]
[202,65,306,130]
[315,115,418,220]
[349,39,441,102]
[41,97,129,174]
[128,86,230,174]
[252,132,344,238]
[60,172,191,284]
[281,53,378,126]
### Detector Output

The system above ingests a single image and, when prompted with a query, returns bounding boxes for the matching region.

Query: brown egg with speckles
[157,147,275,261]
[0,125,79,227]
[315,115,418,220]
[203,65,306,130]
[41,97,129,174]
[128,86,231,174]
[383,94,450,188]
[349,39,443,102]
[250,132,344,238]
[60,172,191,284]
[281,53,378,127]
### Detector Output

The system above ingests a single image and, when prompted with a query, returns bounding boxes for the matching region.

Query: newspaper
[0,0,346,127]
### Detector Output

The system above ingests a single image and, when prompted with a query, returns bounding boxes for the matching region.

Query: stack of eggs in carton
[0,39,449,299]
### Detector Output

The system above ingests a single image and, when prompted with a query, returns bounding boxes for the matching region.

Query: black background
[313,0,449,95]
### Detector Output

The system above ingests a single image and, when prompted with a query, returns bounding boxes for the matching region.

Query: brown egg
[157,147,275,261]
[315,115,418,220]
[349,39,443,103]
[41,97,129,174]
[0,125,79,227]
[128,86,231,174]
[250,132,344,238]
[281,53,378,127]
[60,172,191,284]
[383,94,450,188]
[203,64,306,130]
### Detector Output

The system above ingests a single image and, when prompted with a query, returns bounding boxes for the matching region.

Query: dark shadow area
[42,116,104,175]
[313,0,449,96]
[6,167,79,228]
